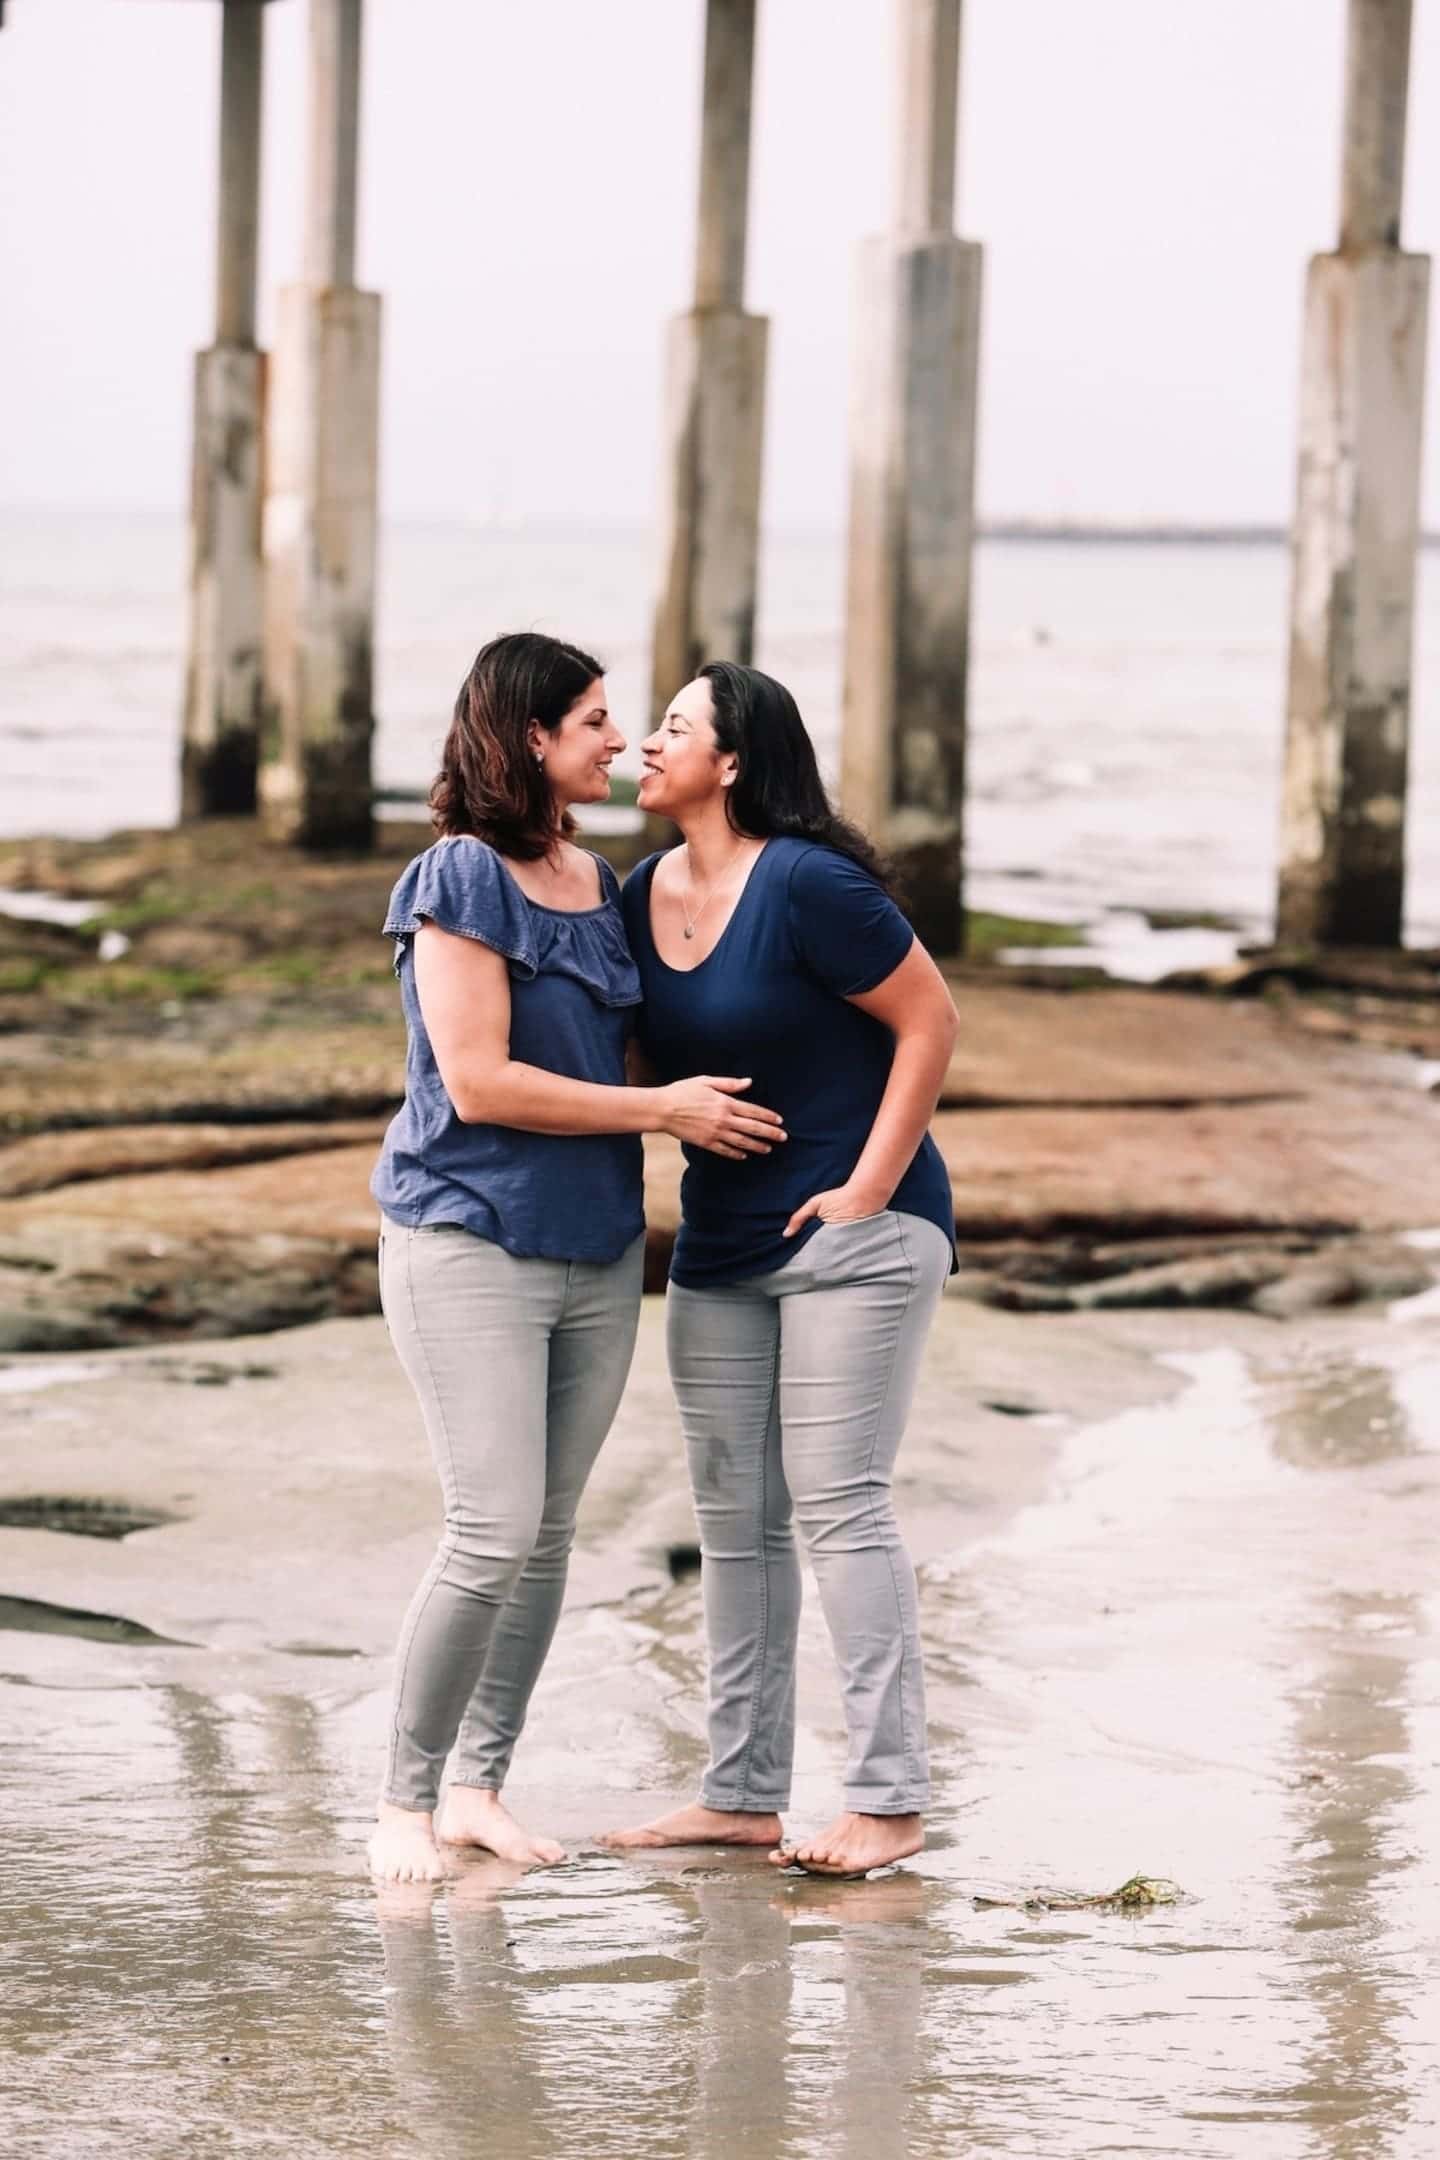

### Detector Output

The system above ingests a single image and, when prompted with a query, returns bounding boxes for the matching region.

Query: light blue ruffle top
[371,836,644,1263]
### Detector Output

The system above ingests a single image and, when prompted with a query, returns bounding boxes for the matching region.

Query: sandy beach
[5,1290,1439,2157]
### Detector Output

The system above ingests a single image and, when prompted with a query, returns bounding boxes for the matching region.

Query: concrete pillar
[649,0,769,745]
[1277,0,1428,949]
[840,0,980,957]
[181,0,267,821]
[260,0,381,851]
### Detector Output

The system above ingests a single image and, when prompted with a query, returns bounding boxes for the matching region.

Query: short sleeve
[382,839,538,979]
[786,845,914,997]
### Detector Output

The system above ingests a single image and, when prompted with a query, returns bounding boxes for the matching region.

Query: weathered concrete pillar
[182,0,267,820]
[649,0,768,737]
[840,0,980,957]
[260,0,381,851]
[1277,0,1428,949]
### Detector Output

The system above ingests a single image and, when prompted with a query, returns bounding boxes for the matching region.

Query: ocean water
[4,508,1439,944]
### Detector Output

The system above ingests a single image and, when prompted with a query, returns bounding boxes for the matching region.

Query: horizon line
[6,504,1440,550]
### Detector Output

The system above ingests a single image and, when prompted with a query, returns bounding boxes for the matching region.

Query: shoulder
[619,852,665,950]
[395,833,499,881]
[781,838,884,904]
[622,850,669,903]
[429,833,502,879]
[781,841,912,993]
[624,848,672,885]
[386,835,502,913]
[560,841,621,905]
[383,837,535,968]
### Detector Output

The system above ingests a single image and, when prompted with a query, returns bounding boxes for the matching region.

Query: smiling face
[531,678,625,808]
[636,678,738,820]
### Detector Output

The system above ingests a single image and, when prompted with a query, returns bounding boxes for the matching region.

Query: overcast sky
[3,0,1439,530]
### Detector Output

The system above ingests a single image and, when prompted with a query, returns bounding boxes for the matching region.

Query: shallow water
[7,511,1440,943]
[4,1320,1439,2158]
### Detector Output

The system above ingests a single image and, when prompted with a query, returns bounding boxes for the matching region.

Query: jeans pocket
[809,1210,902,1282]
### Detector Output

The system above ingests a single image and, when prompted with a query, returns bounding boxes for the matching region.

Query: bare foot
[368,1800,446,1884]
[436,1785,566,1867]
[596,1802,784,1851]
[768,1811,924,1878]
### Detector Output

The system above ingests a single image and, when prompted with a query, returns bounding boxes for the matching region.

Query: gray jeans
[379,1221,644,1812]
[667,1210,951,1817]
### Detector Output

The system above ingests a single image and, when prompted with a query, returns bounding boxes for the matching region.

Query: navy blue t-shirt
[622,837,955,1287]
[371,837,644,1263]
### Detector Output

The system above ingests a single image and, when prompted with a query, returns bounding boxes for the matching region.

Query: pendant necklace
[682,838,749,940]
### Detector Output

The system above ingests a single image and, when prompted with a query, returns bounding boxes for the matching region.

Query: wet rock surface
[0,1118,387,1198]
[2,825,1439,1344]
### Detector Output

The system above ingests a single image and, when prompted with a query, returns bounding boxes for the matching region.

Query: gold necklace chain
[682,838,749,940]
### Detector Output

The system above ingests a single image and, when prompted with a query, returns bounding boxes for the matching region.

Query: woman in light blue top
[367,633,785,1885]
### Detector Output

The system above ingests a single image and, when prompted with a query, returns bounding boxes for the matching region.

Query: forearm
[451,1059,662,1136]
[846,1029,952,1205]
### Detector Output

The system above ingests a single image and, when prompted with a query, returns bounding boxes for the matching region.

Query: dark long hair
[700,662,897,896]
[430,632,604,860]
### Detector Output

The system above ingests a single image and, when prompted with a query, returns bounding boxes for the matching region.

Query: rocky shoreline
[3,820,1439,1351]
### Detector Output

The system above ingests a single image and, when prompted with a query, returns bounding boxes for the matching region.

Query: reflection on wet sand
[775,1871,927,2159]
[376,1859,557,2160]
[1264,1349,1421,1472]
[1280,1595,1421,2160]
[1259,1335,1432,2157]
[685,1871,793,2157]
[370,1856,932,2160]
[5,1309,1439,2156]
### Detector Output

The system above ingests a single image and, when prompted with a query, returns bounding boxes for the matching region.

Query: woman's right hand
[654,1077,787,1160]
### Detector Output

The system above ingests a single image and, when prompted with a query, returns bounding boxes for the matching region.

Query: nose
[642,727,663,756]
[607,725,626,753]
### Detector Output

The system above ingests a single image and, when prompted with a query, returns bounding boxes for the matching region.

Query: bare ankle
[376,1799,434,1828]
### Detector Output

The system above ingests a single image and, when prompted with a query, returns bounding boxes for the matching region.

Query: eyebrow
[664,711,692,728]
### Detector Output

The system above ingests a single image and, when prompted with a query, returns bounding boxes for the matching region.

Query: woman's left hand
[782,1184,889,1239]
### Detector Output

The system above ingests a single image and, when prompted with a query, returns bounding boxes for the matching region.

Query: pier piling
[840,0,981,957]
[260,0,381,852]
[649,0,768,779]
[181,0,268,821]
[1277,0,1429,948]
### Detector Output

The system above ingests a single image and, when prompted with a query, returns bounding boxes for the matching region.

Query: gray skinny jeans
[666,1209,951,1818]
[379,1221,644,1812]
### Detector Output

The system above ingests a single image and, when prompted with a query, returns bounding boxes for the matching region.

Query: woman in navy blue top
[598,663,959,1881]
[367,635,784,1886]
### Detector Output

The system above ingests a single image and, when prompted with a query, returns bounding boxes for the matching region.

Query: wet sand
[3,1294,1438,2157]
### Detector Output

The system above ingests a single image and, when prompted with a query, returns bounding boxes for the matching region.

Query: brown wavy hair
[430,632,605,860]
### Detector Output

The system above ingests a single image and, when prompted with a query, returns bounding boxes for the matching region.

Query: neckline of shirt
[445,834,613,920]
[644,838,773,977]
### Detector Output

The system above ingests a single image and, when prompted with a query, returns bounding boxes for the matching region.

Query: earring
[535,752,545,769]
